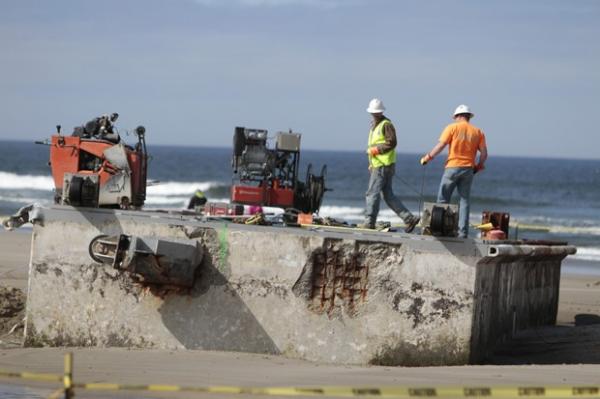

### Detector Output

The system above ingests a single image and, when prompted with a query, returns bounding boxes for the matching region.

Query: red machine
[230,126,326,214]
[40,113,148,209]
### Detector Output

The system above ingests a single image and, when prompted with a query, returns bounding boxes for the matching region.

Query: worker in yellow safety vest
[187,189,207,210]
[361,98,420,232]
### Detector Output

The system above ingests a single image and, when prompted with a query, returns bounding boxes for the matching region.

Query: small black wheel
[305,163,313,186]
[320,164,327,180]
[309,176,325,214]
[431,206,446,236]
[233,127,246,157]
[89,234,109,263]
[67,176,84,205]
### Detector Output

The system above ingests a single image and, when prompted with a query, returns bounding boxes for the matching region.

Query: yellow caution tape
[2,354,600,398]
[514,223,551,232]
[0,369,63,383]
[69,384,600,398]
[511,222,597,235]
[2,366,599,398]
[300,224,389,233]
[302,220,595,236]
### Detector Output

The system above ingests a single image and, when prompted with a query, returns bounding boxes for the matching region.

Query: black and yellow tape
[0,369,62,383]
[71,384,600,398]
[1,354,599,398]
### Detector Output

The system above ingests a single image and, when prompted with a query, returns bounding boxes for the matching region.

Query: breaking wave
[145,181,229,206]
[317,205,406,223]
[0,196,52,205]
[0,171,231,208]
[572,247,600,262]
[146,181,224,196]
[0,172,54,191]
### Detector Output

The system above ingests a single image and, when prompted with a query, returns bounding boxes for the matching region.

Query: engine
[231,126,326,214]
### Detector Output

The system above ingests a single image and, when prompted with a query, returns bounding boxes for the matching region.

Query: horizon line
[0,138,597,163]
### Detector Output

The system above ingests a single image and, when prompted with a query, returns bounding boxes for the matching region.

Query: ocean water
[0,139,598,266]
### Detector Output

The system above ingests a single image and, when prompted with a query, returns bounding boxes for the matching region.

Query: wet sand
[0,230,30,291]
[0,229,599,396]
[556,274,600,326]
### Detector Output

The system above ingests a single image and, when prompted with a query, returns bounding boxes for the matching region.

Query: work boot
[404,217,420,234]
[357,222,375,230]
[375,221,392,232]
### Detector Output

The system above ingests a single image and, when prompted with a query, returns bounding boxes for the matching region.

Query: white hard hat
[453,104,474,117]
[366,98,386,114]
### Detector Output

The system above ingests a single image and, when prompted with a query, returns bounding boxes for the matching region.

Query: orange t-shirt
[439,121,486,168]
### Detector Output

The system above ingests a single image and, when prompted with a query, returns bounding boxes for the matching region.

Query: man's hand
[420,154,433,165]
[367,147,380,156]
[474,164,485,174]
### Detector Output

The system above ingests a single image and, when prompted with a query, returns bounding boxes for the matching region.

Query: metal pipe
[487,245,577,257]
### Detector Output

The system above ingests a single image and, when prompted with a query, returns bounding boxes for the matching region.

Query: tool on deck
[37,113,148,209]
[230,127,327,215]
[421,202,459,237]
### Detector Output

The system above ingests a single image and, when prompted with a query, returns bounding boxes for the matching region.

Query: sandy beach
[1,229,599,397]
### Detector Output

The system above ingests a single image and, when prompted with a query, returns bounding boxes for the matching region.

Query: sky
[0,0,598,159]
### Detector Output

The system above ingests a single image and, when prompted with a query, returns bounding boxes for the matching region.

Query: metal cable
[418,166,426,220]
[393,174,422,196]
[393,168,427,219]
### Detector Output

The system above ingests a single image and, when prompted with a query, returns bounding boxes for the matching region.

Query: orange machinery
[42,114,148,209]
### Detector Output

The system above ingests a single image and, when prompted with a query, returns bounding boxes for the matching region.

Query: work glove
[474,164,485,174]
[420,154,433,165]
[367,146,380,156]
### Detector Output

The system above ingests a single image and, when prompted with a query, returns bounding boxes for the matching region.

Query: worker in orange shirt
[420,105,487,238]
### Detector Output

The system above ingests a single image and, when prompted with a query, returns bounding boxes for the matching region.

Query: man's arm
[429,142,447,158]
[476,133,488,171]
[420,141,447,165]
[478,146,487,167]
[421,125,452,165]
[376,122,397,154]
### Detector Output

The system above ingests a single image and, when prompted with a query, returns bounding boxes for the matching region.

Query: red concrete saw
[38,113,148,209]
[230,126,327,214]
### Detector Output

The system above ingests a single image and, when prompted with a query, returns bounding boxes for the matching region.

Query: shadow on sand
[488,315,600,365]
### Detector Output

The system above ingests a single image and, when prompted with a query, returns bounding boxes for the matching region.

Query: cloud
[192,0,362,8]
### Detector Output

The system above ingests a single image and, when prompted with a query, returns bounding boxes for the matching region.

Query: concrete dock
[23,205,575,366]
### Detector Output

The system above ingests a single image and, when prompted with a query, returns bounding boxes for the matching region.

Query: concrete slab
[23,206,575,366]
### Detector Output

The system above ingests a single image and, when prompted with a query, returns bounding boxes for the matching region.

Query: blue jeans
[365,164,414,226]
[436,167,474,238]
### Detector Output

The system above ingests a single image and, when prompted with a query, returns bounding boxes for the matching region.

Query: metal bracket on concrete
[2,203,43,230]
[89,234,203,287]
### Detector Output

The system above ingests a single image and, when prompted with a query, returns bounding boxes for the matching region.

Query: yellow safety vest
[368,119,396,168]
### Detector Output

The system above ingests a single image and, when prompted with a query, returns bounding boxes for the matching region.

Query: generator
[231,126,326,214]
[421,202,459,237]
[40,113,148,209]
